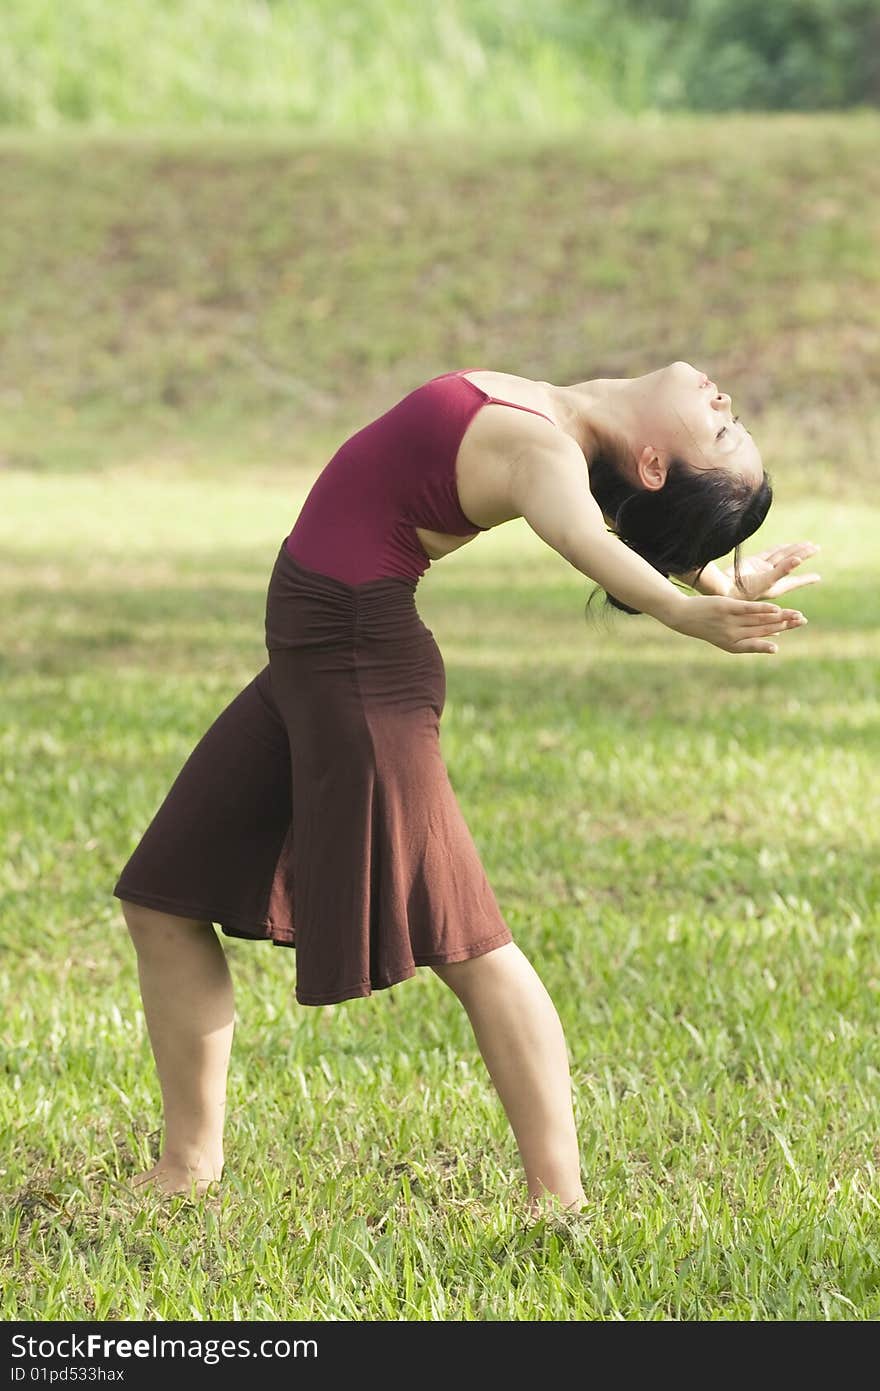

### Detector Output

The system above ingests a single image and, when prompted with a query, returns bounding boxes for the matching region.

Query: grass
[1,0,872,130]
[1,115,879,493]
[1,474,878,1320]
[1,117,879,1319]
[0,0,668,131]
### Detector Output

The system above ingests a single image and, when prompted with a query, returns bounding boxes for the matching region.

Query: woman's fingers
[731,638,780,654]
[699,596,810,653]
[782,552,819,575]
[745,623,803,640]
[755,614,806,632]
[762,573,822,597]
[736,606,805,625]
[738,614,799,627]
[763,547,792,567]
[735,601,787,614]
[730,610,807,652]
[760,541,821,569]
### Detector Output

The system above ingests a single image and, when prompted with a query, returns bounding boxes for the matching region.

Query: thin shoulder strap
[453,369,556,427]
[485,397,557,427]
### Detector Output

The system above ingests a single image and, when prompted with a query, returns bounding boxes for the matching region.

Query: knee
[120,900,212,954]
[431,942,518,1001]
[431,958,470,995]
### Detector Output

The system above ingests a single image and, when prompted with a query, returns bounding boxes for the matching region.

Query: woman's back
[285,369,559,586]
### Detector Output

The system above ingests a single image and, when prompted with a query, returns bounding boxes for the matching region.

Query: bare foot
[130,1161,222,1198]
[527,1190,589,1221]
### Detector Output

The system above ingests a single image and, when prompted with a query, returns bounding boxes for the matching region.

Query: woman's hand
[668,594,808,655]
[721,541,822,601]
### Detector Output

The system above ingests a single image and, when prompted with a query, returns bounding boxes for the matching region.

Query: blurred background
[4,0,879,125]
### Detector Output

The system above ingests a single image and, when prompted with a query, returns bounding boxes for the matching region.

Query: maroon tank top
[284,369,556,586]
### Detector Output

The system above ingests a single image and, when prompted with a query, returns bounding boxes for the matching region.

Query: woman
[113,361,819,1211]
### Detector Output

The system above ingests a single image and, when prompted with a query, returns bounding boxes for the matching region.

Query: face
[631,360,763,491]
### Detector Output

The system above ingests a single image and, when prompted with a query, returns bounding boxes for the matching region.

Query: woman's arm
[673,562,730,596]
[507,437,807,654]
[508,437,687,624]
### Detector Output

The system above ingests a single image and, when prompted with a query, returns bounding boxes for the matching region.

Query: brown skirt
[112,540,513,1005]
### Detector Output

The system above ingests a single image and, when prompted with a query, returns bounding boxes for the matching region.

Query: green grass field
[2,115,879,493]
[2,117,879,1319]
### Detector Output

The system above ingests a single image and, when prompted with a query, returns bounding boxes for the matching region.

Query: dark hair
[584,434,773,616]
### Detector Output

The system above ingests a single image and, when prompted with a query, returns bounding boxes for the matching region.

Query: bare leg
[432,942,586,1215]
[121,902,233,1196]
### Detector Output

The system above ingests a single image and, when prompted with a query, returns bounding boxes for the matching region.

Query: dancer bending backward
[114,362,820,1212]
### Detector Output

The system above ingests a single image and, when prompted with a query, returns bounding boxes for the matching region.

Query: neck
[545,377,640,465]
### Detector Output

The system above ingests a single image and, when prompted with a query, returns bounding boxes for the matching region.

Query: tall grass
[0,0,638,130]
[1,0,876,131]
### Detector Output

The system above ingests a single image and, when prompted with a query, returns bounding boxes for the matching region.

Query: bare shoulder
[456,387,568,530]
[461,370,559,421]
[507,429,596,511]
[507,431,606,560]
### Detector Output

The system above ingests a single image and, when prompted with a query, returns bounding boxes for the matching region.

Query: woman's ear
[635,444,668,492]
